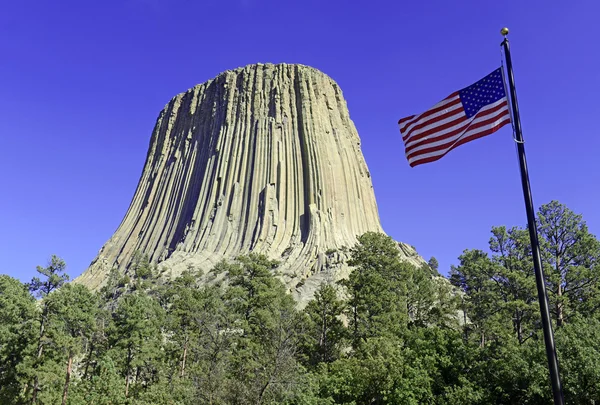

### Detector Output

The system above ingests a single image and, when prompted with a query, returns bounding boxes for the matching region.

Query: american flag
[398,68,511,168]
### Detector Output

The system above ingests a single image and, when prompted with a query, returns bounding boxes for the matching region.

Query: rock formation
[76,63,423,304]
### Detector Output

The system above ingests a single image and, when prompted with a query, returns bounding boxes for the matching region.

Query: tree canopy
[1,200,599,404]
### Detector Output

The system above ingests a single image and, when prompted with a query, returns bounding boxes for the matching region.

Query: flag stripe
[402,100,464,143]
[398,68,511,168]
[400,95,461,135]
[400,93,460,138]
[406,105,509,161]
[409,117,510,167]
[398,115,415,125]
[404,113,467,151]
[406,103,509,159]
[407,113,511,166]
[404,99,508,154]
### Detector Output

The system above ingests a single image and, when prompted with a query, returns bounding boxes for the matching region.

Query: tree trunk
[180,340,188,378]
[556,256,564,327]
[125,347,132,398]
[83,342,94,380]
[515,310,523,344]
[353,300,359,345]
[319,306,327,361]
[557,283,564,327]
[31,377,39,405]
[31,310,47,405]
[256,379,271,405]
[61,353,73,405]
[462,302,468,342]
[125,374,130,398]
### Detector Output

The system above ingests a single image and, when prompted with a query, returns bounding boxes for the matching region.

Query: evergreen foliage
[1,201,600,404]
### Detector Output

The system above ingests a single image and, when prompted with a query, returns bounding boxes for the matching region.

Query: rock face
[76,63,424,303]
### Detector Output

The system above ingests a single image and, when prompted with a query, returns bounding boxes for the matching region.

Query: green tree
[404,327,483,405]
[69,356,127,405]
[341,232,411,345]
[162,271,235,403]
[0,275,37,403]
[186,285,235,404]
[448,202,600,403]
[164,271,200,379]
[428,256,440,275]
[223,254,304,404]
[537,201,600,326]
[79,303,112,384]
[29,256,70,299]
[99,267,126,302]
[108,292,165,399]
[44,283,97,405]
[312,233,468,404]
[406,263,458,328]
[28,255,70,404]
[556,316,600,403]
[450,250,509,346]
[488,226,538,344]
[301,283,346,367]
[318,336,433,404]
[475,338,550,404]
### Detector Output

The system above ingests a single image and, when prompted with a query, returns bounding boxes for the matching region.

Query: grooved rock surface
[76,63,424,304]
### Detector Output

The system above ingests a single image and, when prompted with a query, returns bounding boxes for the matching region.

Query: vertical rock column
[77,63,418,296]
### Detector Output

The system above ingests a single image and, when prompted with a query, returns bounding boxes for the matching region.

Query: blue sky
[1,0,598,282]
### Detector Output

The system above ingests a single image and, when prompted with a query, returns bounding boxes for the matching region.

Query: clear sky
[1,0,598,282]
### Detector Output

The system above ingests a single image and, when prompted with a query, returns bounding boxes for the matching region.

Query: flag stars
[459,68,506,118]
[399,68,510,168]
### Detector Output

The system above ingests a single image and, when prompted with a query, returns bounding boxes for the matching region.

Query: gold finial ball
[500,27,509,36]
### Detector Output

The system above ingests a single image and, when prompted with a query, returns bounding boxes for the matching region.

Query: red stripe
[401,95,461,140]
[398,115,415,125]
[403,113,467,148]
[406,107,509,160]
[400,92,460,138]
[409,121,508,167]
[405,101,508,155]
[408,116,511,167]
[401,100,464,142]
[404,100,509,155]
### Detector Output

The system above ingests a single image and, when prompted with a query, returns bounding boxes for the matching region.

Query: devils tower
[76,63,423,302]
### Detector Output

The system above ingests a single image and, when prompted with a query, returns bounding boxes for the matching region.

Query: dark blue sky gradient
[1,0,598,281]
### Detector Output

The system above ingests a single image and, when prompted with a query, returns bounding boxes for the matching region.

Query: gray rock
[75,63,424,306]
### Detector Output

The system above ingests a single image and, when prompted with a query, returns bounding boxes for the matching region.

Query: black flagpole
[500,28,565,405]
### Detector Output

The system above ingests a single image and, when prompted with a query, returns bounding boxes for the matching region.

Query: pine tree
[537,201,600,326]
[182,285,234,404]
[301,283,345,366]
[450,249,510,346]
[0,275,37,403]
[28,255,69,404]
[224,254,304,404]
[555,317,600,403]
[162,270,234,403]
[165,271,200,379]
[406,262,459,328]
[341,232,410,345]
[44,283,97,405]
[488,226,538,344]
[428,256,440,275]
[108,292,165,399]
[69,356,127,405]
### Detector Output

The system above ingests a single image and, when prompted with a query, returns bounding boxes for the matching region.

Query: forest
[1,200,599,404]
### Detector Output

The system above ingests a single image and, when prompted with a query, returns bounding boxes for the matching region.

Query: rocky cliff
[76,63,424,303]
